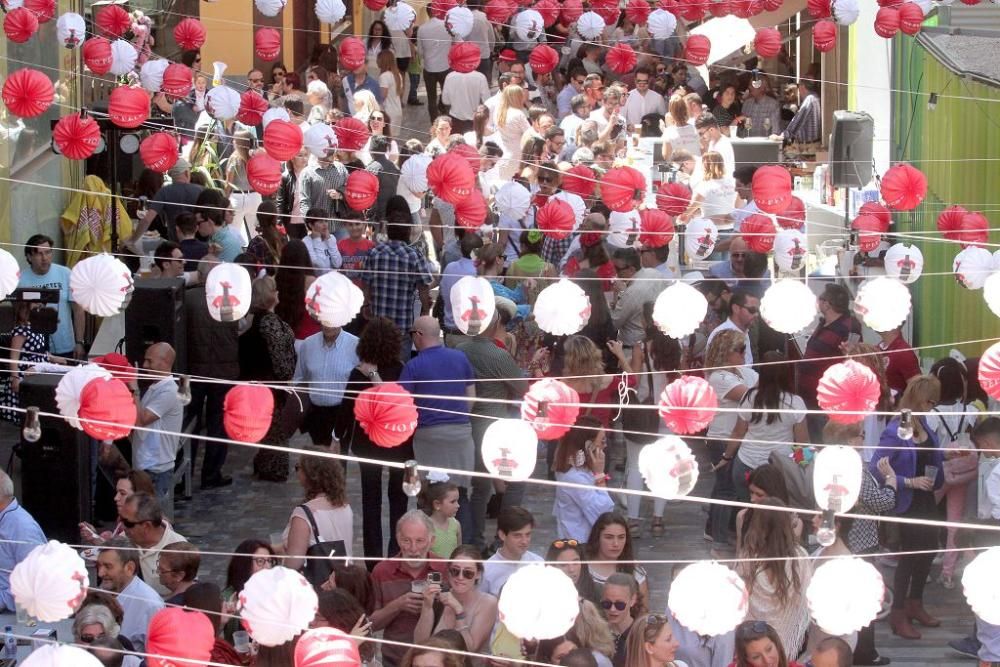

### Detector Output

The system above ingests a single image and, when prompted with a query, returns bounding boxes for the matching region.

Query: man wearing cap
[441,61,491,135]
[126,158,204,249]
[416,11,453,123]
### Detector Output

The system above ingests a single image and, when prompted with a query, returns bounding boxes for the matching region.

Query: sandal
[651,518,665,537]
[627,519,642,539]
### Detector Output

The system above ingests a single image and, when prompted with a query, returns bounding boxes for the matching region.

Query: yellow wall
[199,3,255,77]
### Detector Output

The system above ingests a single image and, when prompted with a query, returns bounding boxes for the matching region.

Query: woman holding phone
[552,416,616,542]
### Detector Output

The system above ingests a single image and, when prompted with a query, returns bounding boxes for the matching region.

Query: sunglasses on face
[449,566,477,580]
[636,78,649,85]
[80,633,106,644]
[601,599,628,611]
[538,175,555,184]
[551,539,578,549]
[731,252,746,258]
[121,518,144,529]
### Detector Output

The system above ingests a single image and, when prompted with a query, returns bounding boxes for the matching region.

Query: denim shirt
[0,499,45,610]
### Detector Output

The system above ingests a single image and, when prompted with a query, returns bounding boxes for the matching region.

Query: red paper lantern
[295,628,362,667]
[96,4,131,38]
[560,0,584,23]
[528,44,560,75]
[754,27,782,57]
[761,0,783,10]
[958,212,989,248]
[486,0,518,24]
[639,209,674,248]
[429,0,458,16]
[562,165,596,199]
[591,0,621,23]
[741,214,776,253]
[334,116,370,152]
[897,2,924,34]
[108,86,150,128]
[82,37,113,75]
[658,375,718,435]
[676,0,704,20]
[146,608,215,667]
[139,132,179,173]
[173,17,206,51]
[877,0,903,6]
[365,0,388,9]
[2,68,54,119]
[536,198,576,239]
[606,43,638,75]
[709,0,731,18]
[77,377,137,441]
[979,341,1000,401]
[238,89,270,126]
[874,7,900,38]
[880,163,926,211]
[24,0,55,23]
[161,64,193,99]
[426,152,476,205]
[752,165,792,214]
[354,383,418,447]
[455,190,488,229]
[960,0,980,5]
[625,0,651,23]
[656,181,692,217]
[807,0,831,17]
[224,385,274,443]
[345,170,380,211]
[521,379,581,440]
[4,8,39,43]
[779,195,806,230]
[600,166,645,213]
[448,42,481,74]
[263,119,304,161]
[937,204,968,241]
[92,352,137,386]
[684,34,711,66]
[817,360,881,424]
[255,27,282,60]
[730,0,754,17]
[247,153,282,195]
[339,37,366,71]
[858,201,891,232]
[449,143,481,173]
[852,214,883,252]
[53,114,102,160]
[534,0,561,25]
[813,20,837,51]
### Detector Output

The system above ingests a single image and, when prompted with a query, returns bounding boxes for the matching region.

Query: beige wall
[199,3,255,77]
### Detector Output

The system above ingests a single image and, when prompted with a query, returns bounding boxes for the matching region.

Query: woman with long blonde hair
[496,84,530,180]
[679,150,737,229]
[376,49,402,130]
[225,129,259,245]
[624,613,685,667]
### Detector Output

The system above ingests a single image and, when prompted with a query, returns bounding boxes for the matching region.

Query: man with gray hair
[370,510,448,667]
[118,492,185,597]
[0,470,44,612]
[97,536,164,651]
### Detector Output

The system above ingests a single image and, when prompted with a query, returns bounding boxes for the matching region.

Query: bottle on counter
[3,625,15,658]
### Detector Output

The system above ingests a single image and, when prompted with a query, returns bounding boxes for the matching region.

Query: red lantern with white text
[82,37,113,75]
[108,86,150,128]
[874,7,900,38]
[264,120,304,161]
[529,44,560,75]
[77,377,137,441]
[658,375,718,435]
[24,0,56,23]
[53,114,102,160]
[2,68,54,118]
[898,2,924,34]
[813,20,837,51]
[224,385,274,443]
[294,628,362,667]
[140,133,179,174]
[355,383,418,447]
[247,153,283,195]
[521,379,581,440]
[684,34,711,65]
[754,27,782,57]
[161,64,193,99]
[852,214,883,252]
[427,152,476,205]
[752,165,792,214]
[600,166,645,213]
[455,190,488,229]
[333,116,370,152]
[741,214,776,253]
[339,37,366,71]
[255,27,282,60]
[345,170,379,211]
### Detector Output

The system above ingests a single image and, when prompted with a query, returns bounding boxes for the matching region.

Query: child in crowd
[418,475,461,559]
[338,216,375,288]
[481,506,544,596]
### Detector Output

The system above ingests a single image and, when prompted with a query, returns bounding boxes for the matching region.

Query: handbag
[620,348,660,445]
[937,409,979,488]
[298,503,347,587]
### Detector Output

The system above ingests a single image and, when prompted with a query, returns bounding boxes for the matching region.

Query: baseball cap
[168,157,191,177]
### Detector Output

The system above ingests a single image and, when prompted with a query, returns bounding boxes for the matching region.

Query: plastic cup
[925,465,938,482]
[233,630,251,654]
[410,579,427,594]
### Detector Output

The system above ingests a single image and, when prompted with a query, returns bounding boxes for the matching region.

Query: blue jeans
[731,455,753,504]
[706,440,736,543]
[145,469,173,514]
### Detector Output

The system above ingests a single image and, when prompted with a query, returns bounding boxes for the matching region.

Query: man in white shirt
[706,288,758,366]
[588,87,625,135]
[481,507,544,596]
[416,15,453,123]
[695,112,735,178]
[98,537,165,651]
[442,67,490,135]
[622,67,666,127]
[560,94,592,146]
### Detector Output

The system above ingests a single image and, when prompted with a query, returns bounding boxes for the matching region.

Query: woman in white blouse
[496,84,530,180]
[302,207,343,274]
[282,447,354,570]
[376,49,403,131]
[660,94,701,161]
[678,151,736,227]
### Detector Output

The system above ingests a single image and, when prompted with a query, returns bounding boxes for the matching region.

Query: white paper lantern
[207,85,241,121]
[305,271,364,328]
[304,121,339,157]
[109,39,138,76]
[0,249,22,300]
[533,279,591,336]
[139,59,170,93]
[963,547,1000,623]
[832,0,860,24]
[852,276,910,332]
[70,254,134,317]
[668,561,748,636]
[773,228,808,272]
[482,419,538,481]
[239,566,318,647]
[5,0,24,8]
[384,1,416,31]
[883,243,924,284]
[911,0,932,12]
[445,6,475,38]
[985,272,1000,318]
[262,107,291,130]
[760,279,817,334]
[450,276,496,336]
[498,565,580,640]
[316,0,347,23]
[993,249,1000,271]
[56,364,112,431]
[513,9,544,42]
[495,182,531,220]
[11,541,87,622]
[56,12,86,48]
[255,0,286,16]
[553,191,586,227]
[813,445,863,512]
[607,210,640,248]
[647,8,678,39]
[807,557,884,636]
[638,436,698,498]
[577,11,606,39]
[652,281,707,339]
[401,154,432,196]
[685,218,718,261]
[21,644,103,667]
[954,246,994,290]
[205,262,252,322]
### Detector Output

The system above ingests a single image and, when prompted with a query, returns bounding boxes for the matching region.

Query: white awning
[689,15,757,66]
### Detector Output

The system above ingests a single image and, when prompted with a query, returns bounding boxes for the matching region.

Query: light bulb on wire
[897,409,914,440]
[402,460,421,497]
[22,407,41,443]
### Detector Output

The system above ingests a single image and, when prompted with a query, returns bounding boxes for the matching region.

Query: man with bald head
[128,342,183,510]
[399,316,477,539]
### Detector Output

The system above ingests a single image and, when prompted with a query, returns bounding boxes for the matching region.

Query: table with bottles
[0,612,73,661]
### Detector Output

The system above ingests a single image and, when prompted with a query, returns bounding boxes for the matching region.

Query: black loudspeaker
[732,138,782,172]
[829,111,874,188]
[125,277,187,373]
[18,374,92,544]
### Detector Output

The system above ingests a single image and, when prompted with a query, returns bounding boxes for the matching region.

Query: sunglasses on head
[736,620,769,639]
[551,539,579,549]
[449,566,477,580]
[600,599,628,611]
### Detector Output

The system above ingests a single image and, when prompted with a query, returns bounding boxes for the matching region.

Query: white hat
[446,6,475,38]
[384,1,416,31]
[513,9,544,42]
[139,59,169,93]
[108,39,138,76]
[647,9,677,39]
[206,86,241,121]
[577,11,606,39]
[315,0,347,23]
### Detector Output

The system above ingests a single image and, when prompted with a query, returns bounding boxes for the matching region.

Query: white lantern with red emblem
[445,6,474,37]
[963,547,1000,623]
[669,561,748,636]
[985,272,1000,318]
[384,1,416,30]
[239,567,317,647]
[773,228,808,272]
[954,246,994,290]
[450,276,496,336]
[852,277,910,332]
[304,122,338,158]
[304,271,364,328]
[498,565,580,640]
[513,9,544,42]
[652,281,707,339]
[482,419,538,481]
[760,279,817,334]
[21,645,102,667]
[533,279,591,336]
[205,263,252,322]
[638,436,698,498]
[684,217,718,260]
[56,364,112,431]
[69,254,134,317]
[495,182,531,220]
[0,249,22,300]
[883,243,924,284]
[807,557,884,635]
[813,445,863,513]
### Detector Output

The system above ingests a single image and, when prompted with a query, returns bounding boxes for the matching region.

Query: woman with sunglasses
[586,512,649,615]
[731,620,805,667]
[361,111,400,165]
[624,613,685,667]
[552,416,616,542]
[547,538,598,602]
[414,544,498,655]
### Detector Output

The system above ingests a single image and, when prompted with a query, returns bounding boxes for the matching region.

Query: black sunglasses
[736,620,769,639]
[121,518,144,528]
[80,633,105,644]
[448,566,477,580]
[600,599,628,611]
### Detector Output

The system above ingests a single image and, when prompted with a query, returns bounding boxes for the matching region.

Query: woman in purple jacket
[870,375,943,641]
